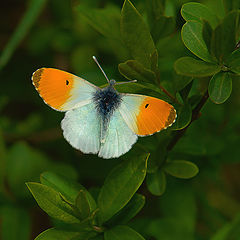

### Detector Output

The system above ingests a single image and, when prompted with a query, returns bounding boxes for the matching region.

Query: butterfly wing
[32,68,99,111]
[119,94,176,136]
[98,110,138,159]
[61,102,101,154]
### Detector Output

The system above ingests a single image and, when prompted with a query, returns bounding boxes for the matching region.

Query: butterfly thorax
[93,86,122,143]
[93,86,122,119]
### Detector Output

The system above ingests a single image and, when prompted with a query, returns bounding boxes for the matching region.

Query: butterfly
[32,57,176,159]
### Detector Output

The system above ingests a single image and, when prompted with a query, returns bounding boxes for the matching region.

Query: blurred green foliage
[0,0,240,239]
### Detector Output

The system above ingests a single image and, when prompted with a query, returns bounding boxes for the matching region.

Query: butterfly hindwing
[61,102,101,154]
[98,110,138,159]
[32,68,98,111]
[119,94,176,136]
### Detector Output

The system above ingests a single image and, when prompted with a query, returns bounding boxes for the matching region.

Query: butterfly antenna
[115,79,137,85]
[92,56,110,83]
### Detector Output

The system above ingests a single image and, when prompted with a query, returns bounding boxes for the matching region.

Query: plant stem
[167,91,209,152]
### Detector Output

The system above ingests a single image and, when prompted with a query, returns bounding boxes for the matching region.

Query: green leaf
[41,172,96,212]
[118,60,156,83]
[164,160,199,179]
[106,193,145,226]
[202,20,213,53]
[181,21,213,62]
[35,228,96,240]
[181,2,219,28]
[151,16,175,43]
[208,72,232,104]
[26,182,80,223]
[0,206,30,240]
[0,0,47,71]
[104,225,145,240]
[97,154,149,224]
[146,170,166,196]
[174,57,221,77]
[35,228,80,240]
[76,5,120,40]
[121,0,156,68]
[226,49,240,74]
[211,10,240,62]
[75,190,91,220]
[114,81,166,101]
[146,0,165,25]
[171,103,192,130]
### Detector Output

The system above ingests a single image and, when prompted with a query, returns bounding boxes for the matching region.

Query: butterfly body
[32,66,176,159]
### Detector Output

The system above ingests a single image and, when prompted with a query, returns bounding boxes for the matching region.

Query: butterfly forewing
[119,94,176,136]
[32,68,98,111]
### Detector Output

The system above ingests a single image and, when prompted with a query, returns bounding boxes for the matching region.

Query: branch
[167,91,209,152]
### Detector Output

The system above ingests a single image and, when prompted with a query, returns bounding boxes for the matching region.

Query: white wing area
[61,102,101,154]
[61,102,138,159]
[118,94,144,133]
[98,110,138,159]
[62,75,98,111]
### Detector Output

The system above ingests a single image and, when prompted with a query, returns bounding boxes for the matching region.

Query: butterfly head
[109,79,116,87]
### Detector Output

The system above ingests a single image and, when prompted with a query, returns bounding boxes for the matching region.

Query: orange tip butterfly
[32,57,177,159]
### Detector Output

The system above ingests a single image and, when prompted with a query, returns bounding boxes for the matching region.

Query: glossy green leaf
[106,193,145,226]
[181,21,213,62]
[164,160,199,179]
[211,10,240,62]
[104,225,145,240]
[202,20,213,53]
[208,72,232,104]
[181,2,218,28]
[76,5,120,40]
[114,81,166,99]
[35,228,80,240]
[35,228,96,240]
[121,0,156,68]
[147,170,166,196]
[118,60,156,83]
[97,154,149,224]
[75,190,91,220]
[226,49,240,74]
[0,206,30,240]
[41,172,96,212]
[174,57,221,77]
[26,182,80,223]
[0,0,47,71]
[171,103,192,130]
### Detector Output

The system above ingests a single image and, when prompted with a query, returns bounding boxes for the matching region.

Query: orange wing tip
[32,68,44,88]
[164,107,177,129]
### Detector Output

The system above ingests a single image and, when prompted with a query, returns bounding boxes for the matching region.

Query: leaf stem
[167,91,209,151]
